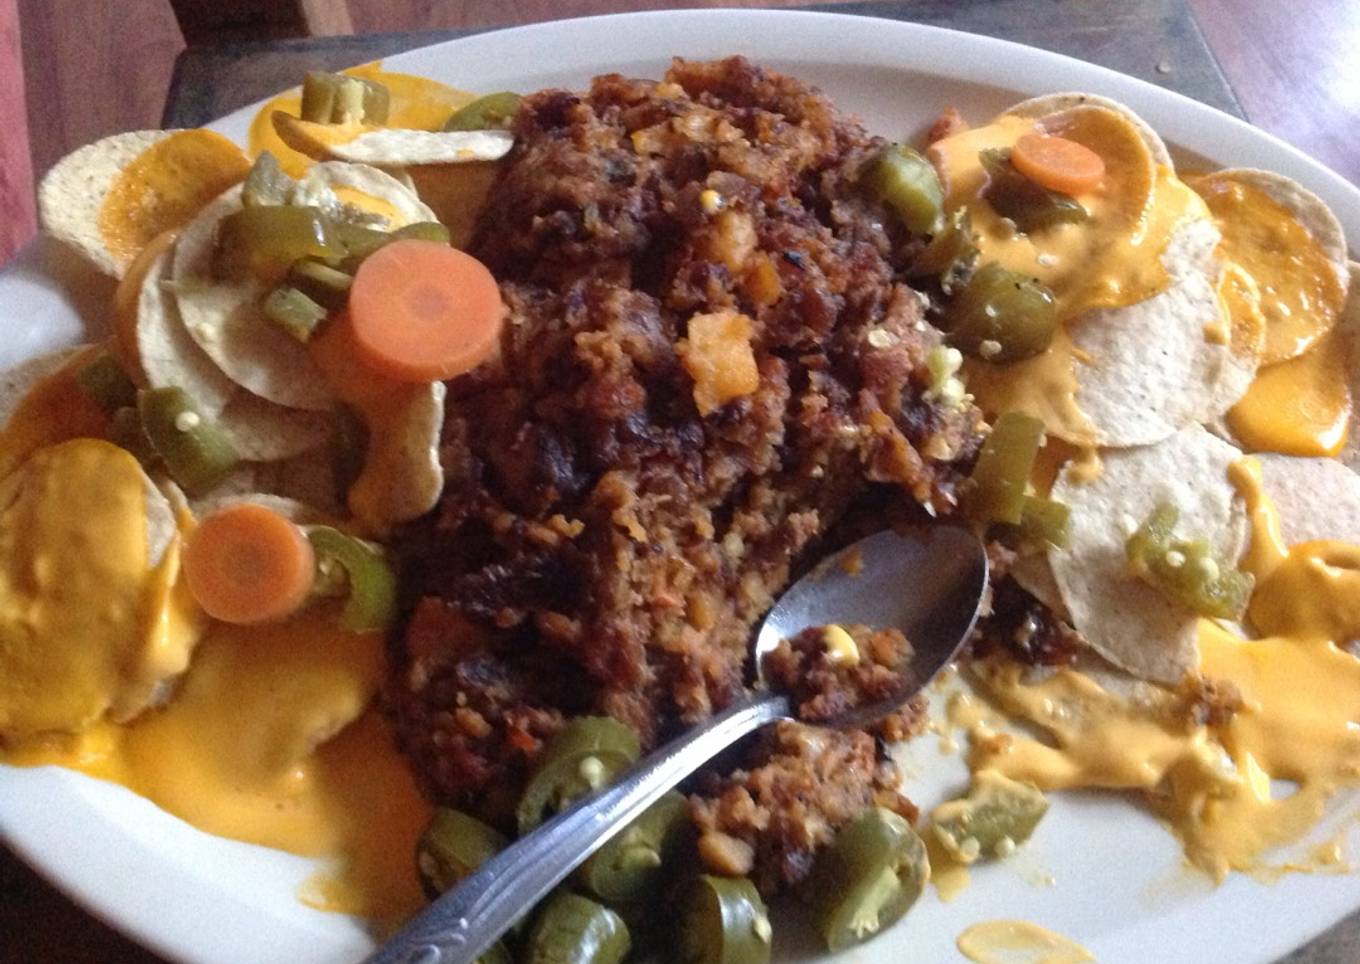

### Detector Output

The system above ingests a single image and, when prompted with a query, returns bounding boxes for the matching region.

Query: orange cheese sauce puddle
[957,920,1093,964]
[98,130,251,270]
[967,457,1360,882]
[1187,172,1345,365]
[0,346,107,479]
[248,62,477,177]
[1228,331,1352,457]
[932,110,1206,444]
[2,611,431,926]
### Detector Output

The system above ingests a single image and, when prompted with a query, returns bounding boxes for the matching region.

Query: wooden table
[2,0,1357,960]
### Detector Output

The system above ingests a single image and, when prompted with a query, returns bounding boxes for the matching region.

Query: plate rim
[2,9,1358,964]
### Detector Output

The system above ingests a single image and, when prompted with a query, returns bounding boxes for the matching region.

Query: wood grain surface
[3,1,1359,962]
[0,0,33,263]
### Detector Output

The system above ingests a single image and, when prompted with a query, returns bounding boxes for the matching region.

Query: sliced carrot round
[1011,132,1106,196]
[347,239,504,383]
[184,502,316,625]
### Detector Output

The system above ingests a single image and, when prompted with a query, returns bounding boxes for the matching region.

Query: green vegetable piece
[945,261,1058,363]
[478,944,511,964]
[1126,502,1254,619]
[524,892,631,964]
[1017,495,1071,551]
[678,875,772,964]
[287,258,353,310]
[444,92,522,132]
[394,221,452,245]
[305,525,398,632]
[415,808,508,900]
[979,148,1089,232]
[137,387,239,494]
[242,151,295,208]
[107,406,157,466]
[965,411,1046,527]
[859,145,944,236]
[578,791,689,904]
[805,807,928,952]
[300,71,390,125]
[930,769,1048,865]
[262,287,328,343]
[517,717,641,834]
[215,205,343,284]
[909,208,979,295]
[75,350,137,415]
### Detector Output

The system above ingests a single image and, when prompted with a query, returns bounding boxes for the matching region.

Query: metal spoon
[368,524,988,964]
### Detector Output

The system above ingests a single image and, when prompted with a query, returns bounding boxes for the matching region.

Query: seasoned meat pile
[389,56,982,869]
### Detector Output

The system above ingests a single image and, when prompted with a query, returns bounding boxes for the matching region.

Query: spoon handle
[367,691,790,964]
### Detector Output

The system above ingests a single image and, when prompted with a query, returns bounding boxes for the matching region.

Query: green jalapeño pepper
[964,411,1046,528]
[578,790,690,904]
[137,387,240,494]
[516,717,641,834]
[523,892,631,964]
[415,808,508,899]
[304,525,398,632]
[678,875,772,964]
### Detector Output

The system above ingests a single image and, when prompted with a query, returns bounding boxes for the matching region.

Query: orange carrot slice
[184,502,316,625]
[1011,132,1106,195]
[347,239,504,383]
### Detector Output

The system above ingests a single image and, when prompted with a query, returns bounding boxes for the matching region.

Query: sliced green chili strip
[1016,495,1071,551]
[75,350,137,414]
[523,892,631,964]
[300,71,390,125]
[517,717,641,834]
[931,769,1048,864]
[215,205,343,284]
[964,411,1046,528]
[979,148,1088,232]
[444,92,523,132]
[909,208,979,295]
[262,286,328,343]
[678,875,771,964]
[286,259,352,310]
[1126,502,1254,619]
[805,807,929,952]
[578,790,689,904]
[859,144,944,236]
[944,261,1058,363]
[241,151,294,208]
[137,387,239,494]
[305,525,398,632]
[415,808,508,900]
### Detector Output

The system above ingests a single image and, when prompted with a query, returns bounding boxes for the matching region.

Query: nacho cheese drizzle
[968,457,1360,881]
[1228,331,1353,457]
[957,920,1093,964]
[932,109,1210,444]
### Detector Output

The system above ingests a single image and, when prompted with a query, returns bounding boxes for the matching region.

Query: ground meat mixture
[689,720,918,894]
[764,624,921,739]
[389,57,982,857]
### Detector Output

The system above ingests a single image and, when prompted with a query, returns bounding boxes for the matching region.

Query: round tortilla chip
[38,131,175,278]
[172,186,336,411]
[1049,424,1249,684]
[348,380,444,530]
[274,112,513,167]
[294,161,438,227]
[1255,453,1360,547]
[189,490,334,527]
[1069,217,1260,447]
[1336,262,1360,475]
[1001,93,1173,169]
[216,389,333,463]
[1008,551,1071,621]
[0,344,91,430]
[136,247,236,417]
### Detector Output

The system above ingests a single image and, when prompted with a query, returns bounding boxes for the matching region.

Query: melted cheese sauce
[248,63,477,177]
[3,612,431,925]
[1228,332,1352,456]
[957,920,1093,964]
[0,347,108,479]
[98,130,251,269]
[0,440,203,736]
[968,457,1360,882]
[1188,172,1345,365]
[932,109,1208,444]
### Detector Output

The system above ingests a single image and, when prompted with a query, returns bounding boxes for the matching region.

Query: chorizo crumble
[389,56,983,890]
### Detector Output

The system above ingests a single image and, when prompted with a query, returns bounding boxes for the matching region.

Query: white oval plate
[2,10,1358,964]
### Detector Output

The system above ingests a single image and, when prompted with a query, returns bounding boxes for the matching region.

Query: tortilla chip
[1070,217,1260,447]
[1049,424,1248,683]
[38,131,174,277]
[171,186,336,411]
[216,390,332,463]
[293,161,437,227]
[1008,551,1071,621]
[189,489,335,528]
[1337,262,1360,474]
[0,345,90,430]
[348,381,444,530]
[273,112,513,166]
[406,162,502,249]
[135,248,235,417]
[1001,92,1173,169]
[1256,453,1360,547]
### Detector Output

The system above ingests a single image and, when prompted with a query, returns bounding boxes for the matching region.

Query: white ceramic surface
[2,10,1358,964]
